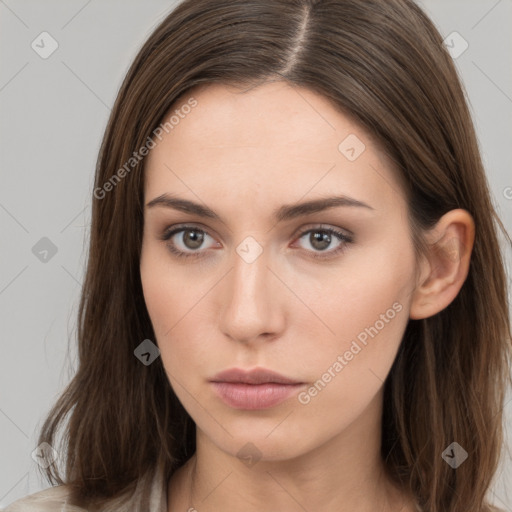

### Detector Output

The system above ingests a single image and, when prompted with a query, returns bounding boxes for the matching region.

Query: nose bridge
[219,238,281,342]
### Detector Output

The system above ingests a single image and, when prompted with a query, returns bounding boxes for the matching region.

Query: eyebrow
[145,193,374,222]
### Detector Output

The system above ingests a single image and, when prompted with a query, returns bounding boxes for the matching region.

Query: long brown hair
[38,0,512,511]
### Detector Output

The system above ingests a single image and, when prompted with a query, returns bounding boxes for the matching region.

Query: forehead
[143,81,406,219]
[164,81,364,151]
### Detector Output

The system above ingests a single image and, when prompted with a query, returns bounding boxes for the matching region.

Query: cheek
[140,246,215,382]
[290,295,409,450]
[140,243,199,336]
[292,238,413,353]
[292,242,414,418]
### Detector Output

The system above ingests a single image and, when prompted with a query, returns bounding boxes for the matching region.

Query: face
[140,81,417,462]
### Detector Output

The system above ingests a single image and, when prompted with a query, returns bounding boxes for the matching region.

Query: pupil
[311,231,330,251]
[184,230,204,249]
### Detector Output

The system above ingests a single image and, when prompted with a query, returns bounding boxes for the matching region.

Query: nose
[218,244,285,345]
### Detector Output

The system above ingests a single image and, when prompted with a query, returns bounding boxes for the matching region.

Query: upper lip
[210,367,303,385]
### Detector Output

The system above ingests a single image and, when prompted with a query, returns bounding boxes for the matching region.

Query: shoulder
[1,485,87,512]
[2,464,168,512]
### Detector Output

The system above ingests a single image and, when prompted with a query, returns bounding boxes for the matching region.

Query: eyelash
[159,224,353,261]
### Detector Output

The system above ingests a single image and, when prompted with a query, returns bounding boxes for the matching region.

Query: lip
[210,367,303,385]
[209,367,305,410]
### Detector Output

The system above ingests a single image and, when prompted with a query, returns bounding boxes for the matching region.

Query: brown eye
[308,231,333,251]
[161,226,216,259]
[293,226,353,260]
[181,229,205,250]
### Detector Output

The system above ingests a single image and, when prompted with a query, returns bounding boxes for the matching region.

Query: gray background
[0,0,511,509]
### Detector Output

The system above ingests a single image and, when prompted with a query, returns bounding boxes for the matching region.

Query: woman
[4,0,511,511]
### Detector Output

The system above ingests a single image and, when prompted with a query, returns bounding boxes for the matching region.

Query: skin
[139,81,475,512]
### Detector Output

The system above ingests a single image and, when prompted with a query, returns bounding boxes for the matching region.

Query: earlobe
[409,209,475,320]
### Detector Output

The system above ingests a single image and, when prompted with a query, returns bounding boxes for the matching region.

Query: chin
[206,425,312,464]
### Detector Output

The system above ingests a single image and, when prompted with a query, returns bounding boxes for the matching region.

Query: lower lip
[210,382,304,410]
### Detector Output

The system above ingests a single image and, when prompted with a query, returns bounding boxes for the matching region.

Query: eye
[292,225,353,260]
[160,225,218,259]
[160,224,353,261]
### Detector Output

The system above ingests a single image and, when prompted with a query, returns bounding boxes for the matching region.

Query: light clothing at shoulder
[2,466,167,512]
[1,484,85,511]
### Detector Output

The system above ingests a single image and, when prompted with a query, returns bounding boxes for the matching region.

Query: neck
[183,454,405,512]
[168,392,416,512]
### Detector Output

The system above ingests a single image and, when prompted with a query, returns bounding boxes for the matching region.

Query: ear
[409,209,475,320]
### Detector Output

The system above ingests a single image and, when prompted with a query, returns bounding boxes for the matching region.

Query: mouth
[209,367,305,409]
[210,367,303,385]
